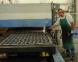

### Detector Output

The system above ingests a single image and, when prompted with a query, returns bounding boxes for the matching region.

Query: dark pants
[62,29,75,57]
[66,48,75,57]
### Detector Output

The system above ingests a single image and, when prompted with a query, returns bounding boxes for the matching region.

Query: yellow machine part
[41,51,50,57]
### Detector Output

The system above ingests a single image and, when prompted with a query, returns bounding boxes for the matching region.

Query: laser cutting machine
[0,3,65,62]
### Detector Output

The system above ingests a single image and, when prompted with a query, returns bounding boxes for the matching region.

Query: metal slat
[0,31,52,46]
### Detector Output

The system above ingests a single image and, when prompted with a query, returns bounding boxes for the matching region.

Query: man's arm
[49,18,60,30]
[67,13,75,29]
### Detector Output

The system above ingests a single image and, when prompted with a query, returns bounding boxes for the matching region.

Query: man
[50,9,75,60]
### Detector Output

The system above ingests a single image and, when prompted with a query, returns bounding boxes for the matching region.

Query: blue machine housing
[0,19,52,28]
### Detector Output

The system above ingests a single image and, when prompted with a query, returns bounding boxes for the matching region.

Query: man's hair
[58,8,64,12]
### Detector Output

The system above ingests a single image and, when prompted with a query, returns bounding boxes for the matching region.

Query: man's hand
[71,22,76,30]
[48,25,59,30]
[48,26,53,30]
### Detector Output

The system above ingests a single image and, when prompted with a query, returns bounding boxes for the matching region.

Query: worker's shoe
[70,56,75,61]
[65,52,71,58]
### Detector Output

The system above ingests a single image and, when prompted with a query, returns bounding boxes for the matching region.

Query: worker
[49,9,75,60]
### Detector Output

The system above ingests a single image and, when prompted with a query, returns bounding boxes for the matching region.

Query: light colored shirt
[54,13,74,27]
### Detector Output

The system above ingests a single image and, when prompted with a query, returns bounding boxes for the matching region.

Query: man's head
[57,9,65,17]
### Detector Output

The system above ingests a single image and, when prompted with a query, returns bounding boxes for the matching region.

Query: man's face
[58,10,64,17]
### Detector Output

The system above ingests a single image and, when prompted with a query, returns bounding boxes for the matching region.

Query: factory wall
[73,0,78,53]
[0,0,17,4]
[0,0,68,4]
[76,0,78,27]
[17,0,68,3]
